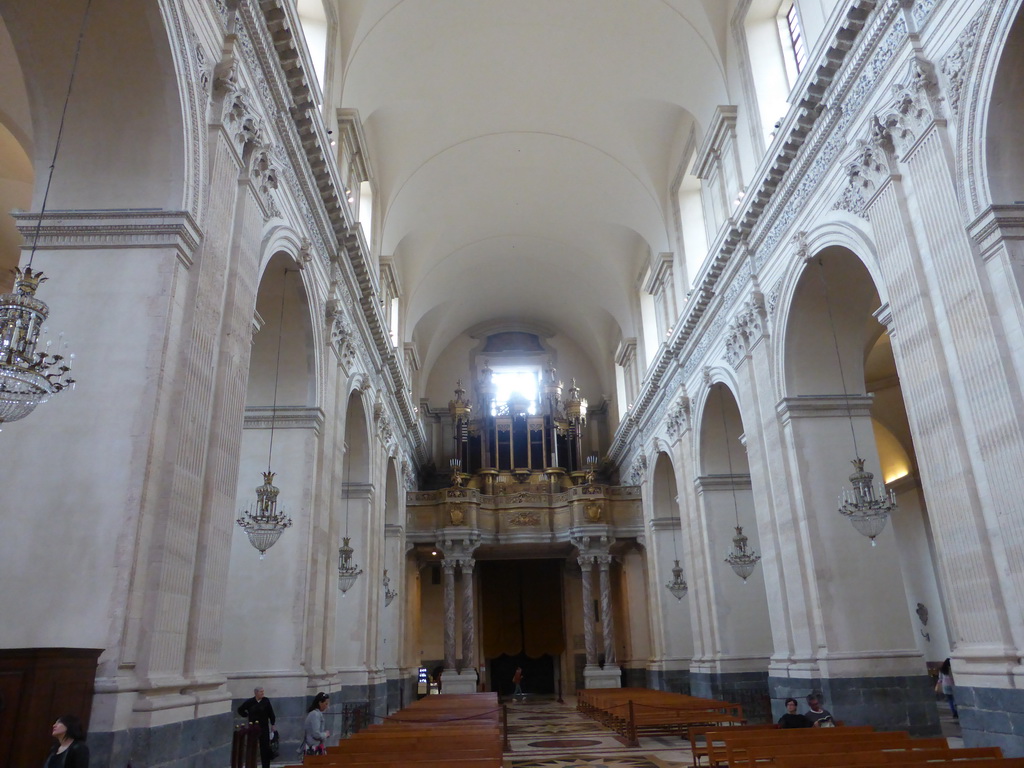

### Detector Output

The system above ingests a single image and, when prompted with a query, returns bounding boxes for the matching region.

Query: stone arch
[0,2,186,214]
[650,451,694,679]
[777,243,952,664]
[956,0,1024,215]
[692,379,773,704]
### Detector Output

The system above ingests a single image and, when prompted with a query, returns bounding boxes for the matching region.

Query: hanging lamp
[718,386,761,581]
[338,421,364,592]
[817,258,896,545]
[0,0,92,425]
[236,270,293,557]
[665,519,688,600]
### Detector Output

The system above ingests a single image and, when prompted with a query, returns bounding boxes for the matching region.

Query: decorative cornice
[14,210,202,268]
[243,405,326,432]
[775,394,874,423]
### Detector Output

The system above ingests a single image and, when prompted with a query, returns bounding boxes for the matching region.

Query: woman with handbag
[302,692,331,757]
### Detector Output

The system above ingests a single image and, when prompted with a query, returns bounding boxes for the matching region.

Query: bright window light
[491,369,539,414]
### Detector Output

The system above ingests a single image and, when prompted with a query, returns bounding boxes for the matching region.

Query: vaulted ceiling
[329,0,731,377]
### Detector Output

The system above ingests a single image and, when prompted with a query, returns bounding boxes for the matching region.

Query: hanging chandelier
[338,537,363,593]
[0,268,74,425]
[665,521,688,600]
[236,270,293,557]
[839,458,896,545]
[817,258,896,544]
[666,560,688,600]
[717,386,761,582]
[0,1,93,426]
[383,569,398,607]
[338,420,363,593]
[725,526,760,582]
[236,471,293,557]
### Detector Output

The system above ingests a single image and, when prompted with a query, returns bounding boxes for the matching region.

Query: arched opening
[780,246,945,716]
[985,9,1024,204]
[693,382,772,713]
[223,256,318,675]
[651,451,694,692]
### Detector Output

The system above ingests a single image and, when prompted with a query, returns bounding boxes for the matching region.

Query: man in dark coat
[238,686,277,768]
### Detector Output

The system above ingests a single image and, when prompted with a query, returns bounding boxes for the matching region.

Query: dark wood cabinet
[0,648,101,768]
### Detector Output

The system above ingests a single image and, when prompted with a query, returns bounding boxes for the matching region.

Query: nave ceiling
[324,0,731,379]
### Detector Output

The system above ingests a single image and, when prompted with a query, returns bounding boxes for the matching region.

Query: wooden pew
[690,723,777,767]
[774,748,1004,768]
[706,725,875,766]
[738,736,950,768]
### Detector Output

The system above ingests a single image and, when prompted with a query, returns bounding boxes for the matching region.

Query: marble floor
[504,696,694,768]
[502,695,962,768]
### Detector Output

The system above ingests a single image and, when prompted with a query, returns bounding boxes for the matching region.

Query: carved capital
[665,395,691,438]
[880,57,942,157]
[846,119,897,207]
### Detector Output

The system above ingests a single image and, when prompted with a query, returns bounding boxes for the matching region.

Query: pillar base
[441,669,478,694]
[584,664,622,689]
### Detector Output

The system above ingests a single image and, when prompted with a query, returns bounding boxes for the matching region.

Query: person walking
[938,658,958,719]
[45,714,90,768]
[302,692,331,756]
[512,667,524,699]
[238,686,277,768]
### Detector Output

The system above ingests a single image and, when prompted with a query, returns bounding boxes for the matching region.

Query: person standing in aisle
[238,686,277,768]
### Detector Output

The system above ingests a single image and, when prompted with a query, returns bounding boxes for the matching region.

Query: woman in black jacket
[45,714,89,768]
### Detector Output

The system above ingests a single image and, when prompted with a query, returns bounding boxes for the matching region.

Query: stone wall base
[768,674,939,735]
[647,667,691,693]
[692,670,771,722]
[88,711,233,768]
[584,664,622,688]
[959,685,1024,757]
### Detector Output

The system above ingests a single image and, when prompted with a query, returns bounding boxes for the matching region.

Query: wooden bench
[738,735,950,768]
[706,725,875,766]
[690,723,777,766]
[774,747,1005,768]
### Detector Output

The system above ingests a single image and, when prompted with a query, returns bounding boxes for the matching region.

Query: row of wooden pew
[285,693,503,768]
[690,722,1024,768]
[578,687,745,744]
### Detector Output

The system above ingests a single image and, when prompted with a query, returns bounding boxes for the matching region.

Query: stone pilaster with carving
[597,554,616,665]
[578,554,597,665]
[442,558,457,670]
[665,395,691,438]
[845,118,898,211]
[460,558,476,668]
[724,292,768,368]
[627,452,647,486]
[879,57,943,159]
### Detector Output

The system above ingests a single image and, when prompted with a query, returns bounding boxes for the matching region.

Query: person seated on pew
[804,693,834,727]
[778,698,813,728]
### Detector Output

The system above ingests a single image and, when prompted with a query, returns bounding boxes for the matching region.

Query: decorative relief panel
[665,395,691,438]
[507,511,541,527]
[940,8,986,118]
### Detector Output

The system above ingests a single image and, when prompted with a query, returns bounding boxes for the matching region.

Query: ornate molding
[846,118,898,209]
[665,395,691,438]
[879,57,943,158]
[13,210,201,268]
[243,405,325,432]
[724,292,768,368]
[940,8,986,118]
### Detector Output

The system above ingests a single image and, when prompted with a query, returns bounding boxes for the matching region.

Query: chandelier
[338,418,363,593]
[725,526,760,582]
[0,2,93,425]
[817,258,896,544]
[0,269,74,425]
[236,270,293,557]
[665,520,688,600]
[383,569,398,607]
[717,385,761,582]
[338,536,363,593]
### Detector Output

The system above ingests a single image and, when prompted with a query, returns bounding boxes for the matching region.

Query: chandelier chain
[816,258,859,457]
[267,269,288,473]
[27,0,94,269]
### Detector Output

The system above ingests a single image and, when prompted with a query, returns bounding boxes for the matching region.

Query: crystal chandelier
[0,0,92,426]
[237,270,293,557]
[338,418,363,593]
[383,568,398,607]
[665,521,688,600]
[338,536,363,593]
[839,458,896,545]
[0,269,74,425]
[717,386,761,582]
[236,471,293,558]
[817,258,897,544]
[725,526,760,582]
